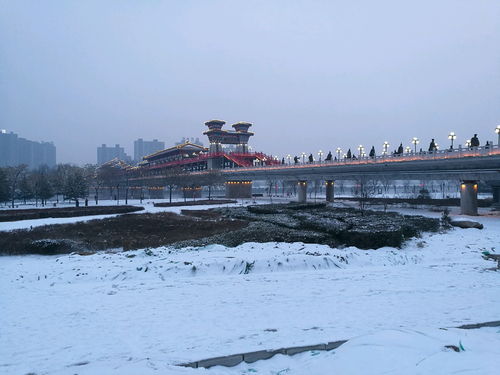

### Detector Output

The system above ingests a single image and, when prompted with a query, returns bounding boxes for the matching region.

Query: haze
[1,0,499,164]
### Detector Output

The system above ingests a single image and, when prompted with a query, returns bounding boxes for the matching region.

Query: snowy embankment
[1,208,499,375]
[0,210,500,375]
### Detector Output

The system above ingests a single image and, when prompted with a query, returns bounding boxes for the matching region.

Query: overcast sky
[1,0,499,164]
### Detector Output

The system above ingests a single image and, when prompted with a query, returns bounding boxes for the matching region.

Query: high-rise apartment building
[0,130,56,168]
[97,144,131,165]
[134,138,165,162]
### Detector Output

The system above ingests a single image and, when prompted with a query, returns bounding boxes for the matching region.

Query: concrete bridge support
[489,182,500,210]
[325,180,334,202]
[225,180,252,198]
[298,181,308,203]
[460,181,478,215]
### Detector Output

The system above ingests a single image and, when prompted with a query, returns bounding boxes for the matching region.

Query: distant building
[97,144,131,165]
[175,137,204,147]
[0,129,56,169]
[134,138,165,162]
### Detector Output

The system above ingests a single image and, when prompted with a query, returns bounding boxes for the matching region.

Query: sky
[1,0,500,164]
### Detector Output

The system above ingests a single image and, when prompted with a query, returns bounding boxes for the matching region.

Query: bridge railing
[239,144,500,170]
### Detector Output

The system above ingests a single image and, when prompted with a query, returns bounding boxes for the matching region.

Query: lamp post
[411,137,419,153]
[405,146,411,154]
[496,125,500,146]
[435,143,439,150]
[287,154,291,165]
[301,152,306,164]
[318,150,323,163]
[465,139,471,149]
[336,147,342,160]
[357,145,364,158]
[448,132,456,149]
[383,141,389,155]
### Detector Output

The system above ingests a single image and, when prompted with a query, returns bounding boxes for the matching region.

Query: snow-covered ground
[214,327,500,375]
[0,205,499,374]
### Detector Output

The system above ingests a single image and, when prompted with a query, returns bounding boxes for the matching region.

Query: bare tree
[198,170,223,200]
[352,175,378,212]
[33,166,54,206]
[51,164,73,204]
[18,174,34,205]
[163,166,184,203]
[379,176,393,211]
[6,165,27,208]
[0,168,10,206]
[63,166,88,207]
[97,163,122,202]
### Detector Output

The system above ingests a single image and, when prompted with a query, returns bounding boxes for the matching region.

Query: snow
[0,207,499,374]
[215,327,500,375]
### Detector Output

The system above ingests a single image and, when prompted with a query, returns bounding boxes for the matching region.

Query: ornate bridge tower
[204,119,255,169]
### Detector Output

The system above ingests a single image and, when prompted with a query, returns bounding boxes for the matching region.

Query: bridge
[220,146,500,215]
[122,120,500,215]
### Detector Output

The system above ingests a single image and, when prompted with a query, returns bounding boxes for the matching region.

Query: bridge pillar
[490,183,500,209]
[325,180,334,202]
[298,181,308,203]
[460,181,478,215]
[225,180,252,198]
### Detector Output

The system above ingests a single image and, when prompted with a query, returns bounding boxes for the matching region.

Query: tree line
[0,164,224,208]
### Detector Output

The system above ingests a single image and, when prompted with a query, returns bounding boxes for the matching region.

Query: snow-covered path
[0,212,499,374]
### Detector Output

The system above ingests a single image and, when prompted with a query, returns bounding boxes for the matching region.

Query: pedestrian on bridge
[471,134,480,148]
[397,143,404,155]
[294,156,299,164]
[325,151,332,161]
[308,153,314,163]
[369,146,376,158]
[428,139,437,152]
[346,149,352,159]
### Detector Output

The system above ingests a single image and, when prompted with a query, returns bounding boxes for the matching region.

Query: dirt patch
[0,205,144,222]
[0,211,247,255]
[0,204,442,255]
[153,199,237,207]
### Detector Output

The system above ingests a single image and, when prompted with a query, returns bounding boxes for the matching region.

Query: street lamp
[286,154,291,165]
[465,139,471,149]
[336,147,342,160]
[357,145,364,158]
[318,150,323,163]
[496,125,500,146]
[411,137,419,153]
[435,143,440,150]
[383,141,389,155]
[405,146,411,154]
[448,132,456,149]
[301,152,306,164]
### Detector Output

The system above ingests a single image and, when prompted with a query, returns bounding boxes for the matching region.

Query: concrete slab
[196,354,244,368]
[243,349,286,363]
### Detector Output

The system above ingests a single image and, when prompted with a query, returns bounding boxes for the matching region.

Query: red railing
[142,151,279,171]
